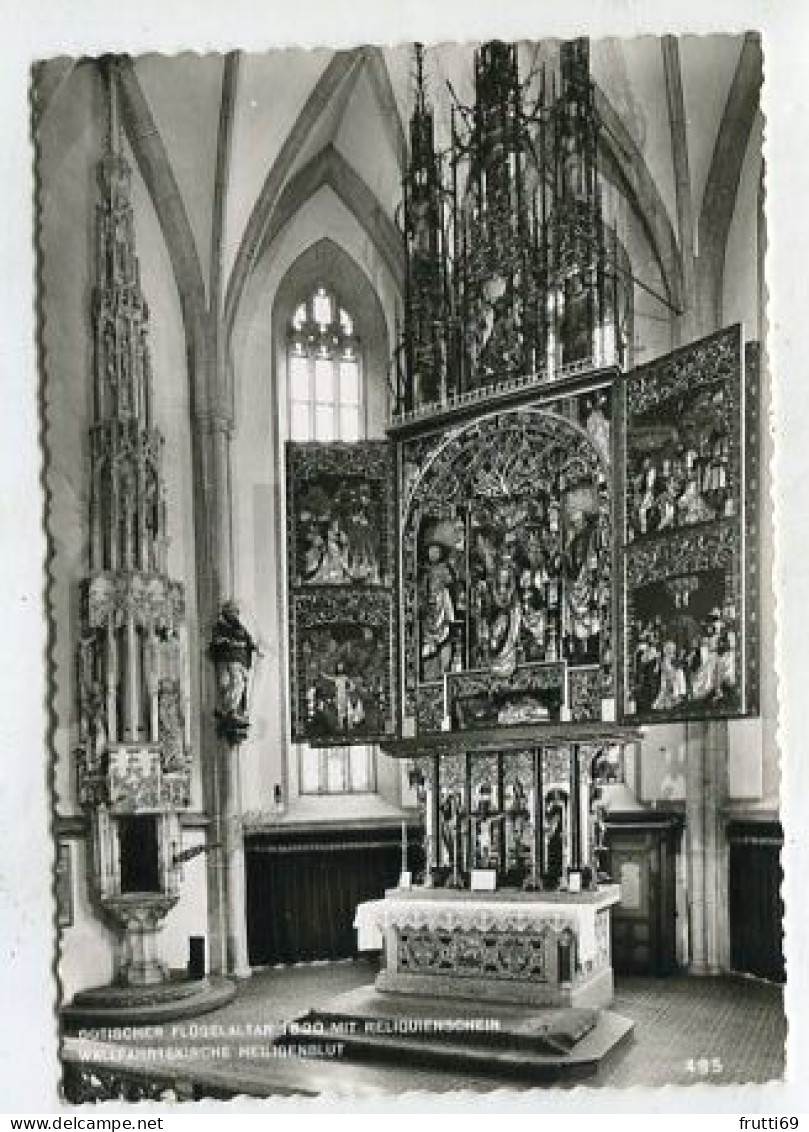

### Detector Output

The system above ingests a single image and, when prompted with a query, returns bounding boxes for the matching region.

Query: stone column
[221,741,251,979]
[207,595,256,982]
[196,387,252,982]
[191,380,231,977]
[191,376,250,979]
[685,720,730,973]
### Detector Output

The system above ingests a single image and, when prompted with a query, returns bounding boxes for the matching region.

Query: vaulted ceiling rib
[223,49,364,340]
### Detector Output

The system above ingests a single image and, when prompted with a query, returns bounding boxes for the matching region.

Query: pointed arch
[223,49,366,342]
[255,143,404,296]
[697,33,763,331]
[595,84,685,316]
[662,36,698,337]
[116,57,207,312]
[273,235,390,368]
[115,57,212,411]
[266,237,391,801]
[364,47,408,173]
[31,58,78,131]
[273,236,391,436]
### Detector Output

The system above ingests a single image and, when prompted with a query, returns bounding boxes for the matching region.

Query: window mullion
[308,356,315,439]
[335,354,342,441]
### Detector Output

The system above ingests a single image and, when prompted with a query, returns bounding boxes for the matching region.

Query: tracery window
[288,286,363,443]
[285,284,375,795]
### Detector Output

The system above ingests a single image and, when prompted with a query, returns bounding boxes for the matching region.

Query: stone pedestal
[103,893,178,987]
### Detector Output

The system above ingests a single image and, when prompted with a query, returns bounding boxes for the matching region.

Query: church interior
[35,33,782,1098]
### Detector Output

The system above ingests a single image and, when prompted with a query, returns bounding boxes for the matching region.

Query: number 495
[686,1057,723,1076]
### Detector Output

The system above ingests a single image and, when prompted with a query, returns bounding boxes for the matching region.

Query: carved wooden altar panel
[286,440,398,744]
[284,329,760,741]
[446,662,566,730]
[289,588,396,745]
[621,324,751,722]
[286,441,395,587]
[400,394,615,738]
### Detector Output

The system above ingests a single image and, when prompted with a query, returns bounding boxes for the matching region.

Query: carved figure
[657,482,678,531]
[637,464,657,535]
[489,559,521,678]
[677,476,715,527]
[208,601,258,728]
[518,567,547,655]
[634,627,661,713]
[419,535,456,681]
[302,530,326,580]
[158,678,185,771]
[652,640,687,711]
[87,683,108,768]
[313,519,352,583]
[545,804,565,889]
[689,616,721,702]
[321,662,352,732]
[585,396,611,465]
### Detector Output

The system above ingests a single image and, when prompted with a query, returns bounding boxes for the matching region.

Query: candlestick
[452,812,461,888]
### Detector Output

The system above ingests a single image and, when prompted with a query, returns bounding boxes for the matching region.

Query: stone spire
[89,64,166,577]
[75,61,191,987]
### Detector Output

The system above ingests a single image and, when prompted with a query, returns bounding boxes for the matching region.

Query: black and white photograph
[5,0,809,1115]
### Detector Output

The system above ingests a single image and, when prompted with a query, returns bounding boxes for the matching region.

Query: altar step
[278,985,634,1083]
[61,974,237,1029]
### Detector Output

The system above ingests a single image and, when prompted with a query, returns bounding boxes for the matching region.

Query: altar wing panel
[286,441,395,589]
[743,341,761,718]
[286,440,397,745]
[620,324,754,723]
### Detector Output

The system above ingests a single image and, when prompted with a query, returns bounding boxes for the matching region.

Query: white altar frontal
[355,884,620,1008]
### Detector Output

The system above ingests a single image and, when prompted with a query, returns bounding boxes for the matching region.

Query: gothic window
[287,285,363,442]
[286,284,375,795]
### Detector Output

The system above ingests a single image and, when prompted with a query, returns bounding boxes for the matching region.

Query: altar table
[355,885,620,1008]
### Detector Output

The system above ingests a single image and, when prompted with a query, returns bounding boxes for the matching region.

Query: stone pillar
[191,383,249,979]
[685,720,730,973]
[192,323,254,980]
[208,596,256,981]
[221,741,251,979]
[190,359,231,977]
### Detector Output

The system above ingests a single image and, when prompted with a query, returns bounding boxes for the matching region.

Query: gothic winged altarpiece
[285,42,760,755]
[284,44,761,969]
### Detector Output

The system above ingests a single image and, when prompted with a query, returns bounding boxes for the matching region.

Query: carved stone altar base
[355,885,620,1008]
[279,883,631,1084]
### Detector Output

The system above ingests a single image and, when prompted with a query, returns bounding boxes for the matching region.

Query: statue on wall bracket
[208,600,260,743]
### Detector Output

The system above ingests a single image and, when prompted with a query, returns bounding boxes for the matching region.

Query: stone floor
[236,959,785,1088]
[65,959,786,1097]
